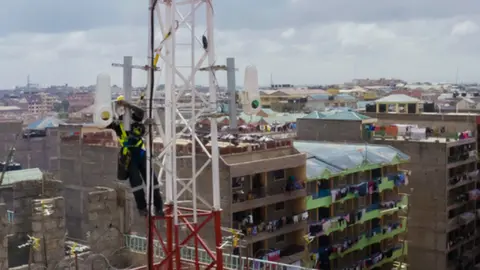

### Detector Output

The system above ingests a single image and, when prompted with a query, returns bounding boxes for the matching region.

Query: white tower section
[150,0,220,226]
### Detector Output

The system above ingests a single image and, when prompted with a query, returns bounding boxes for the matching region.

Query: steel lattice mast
[139,0,223,269]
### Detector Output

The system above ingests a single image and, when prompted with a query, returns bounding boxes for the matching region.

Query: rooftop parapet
[369,124,475,143]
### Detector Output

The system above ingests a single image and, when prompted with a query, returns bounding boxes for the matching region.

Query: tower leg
[214,210,224,270]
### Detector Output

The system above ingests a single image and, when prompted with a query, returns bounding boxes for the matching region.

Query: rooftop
[1,168,43,186]
[302,110,371,121]
[375,94,420,103]
[294,141,410,181]
[373,136,476,144]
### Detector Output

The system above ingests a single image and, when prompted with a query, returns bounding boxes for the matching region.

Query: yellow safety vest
[118,123,144,155]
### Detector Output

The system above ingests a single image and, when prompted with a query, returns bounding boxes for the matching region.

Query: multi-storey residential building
[259,88,327,108]
[294,141,409,270]
[66,91,94,112]
[363,98,480,270]
[373,128,479,270]
[189,138,309,265]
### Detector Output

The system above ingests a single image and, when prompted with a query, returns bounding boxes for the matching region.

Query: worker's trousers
[128,152,164,211]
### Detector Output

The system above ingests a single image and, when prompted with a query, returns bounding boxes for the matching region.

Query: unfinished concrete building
[0,121,58,172]
[0,169,144,269]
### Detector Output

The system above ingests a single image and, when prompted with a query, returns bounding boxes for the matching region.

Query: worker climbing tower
[140,0,223,269]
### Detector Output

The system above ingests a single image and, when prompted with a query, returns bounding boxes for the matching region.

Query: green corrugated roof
[294,141,410,181]
[1,168,43,186]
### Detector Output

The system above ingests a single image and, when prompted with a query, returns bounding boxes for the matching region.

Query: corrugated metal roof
[375,94,420,103]
[27,116,64,130]
[336,94,356,100]
[294,141,409,180]
[1,168,43,186]
[302,110,370,121]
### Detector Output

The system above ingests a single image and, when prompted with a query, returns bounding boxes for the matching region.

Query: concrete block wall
[297,119,363,142]
[31,197,66,268]
[86,187,122,256]
[0,202,8,269]
[58,125,119,239]
[12,180,63,234]
[363,112,477,133]
[0,122,59,172]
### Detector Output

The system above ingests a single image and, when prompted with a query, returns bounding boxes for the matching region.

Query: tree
[61,100,70,112]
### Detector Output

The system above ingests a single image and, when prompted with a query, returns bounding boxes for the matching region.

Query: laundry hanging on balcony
[469,189,480,200]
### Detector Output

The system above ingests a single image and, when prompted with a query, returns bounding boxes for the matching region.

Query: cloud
[0,1,480,88]
[281,28,296,39]
[451,20,479,36]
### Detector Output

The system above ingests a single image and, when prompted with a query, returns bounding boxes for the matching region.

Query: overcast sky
[0,0,479,88]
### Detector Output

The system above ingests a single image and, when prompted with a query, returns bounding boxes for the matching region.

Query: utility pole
[112,56,160,130]
[226,58,237,130]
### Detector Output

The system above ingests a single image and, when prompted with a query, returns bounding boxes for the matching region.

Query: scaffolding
[133,0,223,269]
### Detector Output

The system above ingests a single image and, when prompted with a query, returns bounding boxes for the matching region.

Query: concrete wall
[0,202,8,269]
[86,187,123,256]
[31,197,66,268]
[364,112,477,133]
[2,184,137,270]
[58,125,119,240]
[0,122,58,172]
[376,140,449,270]
[297,119,363,142]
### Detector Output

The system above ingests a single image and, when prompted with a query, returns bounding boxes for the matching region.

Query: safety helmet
[116,95,125,101]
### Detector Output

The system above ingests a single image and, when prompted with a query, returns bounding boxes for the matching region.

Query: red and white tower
[142,0,223,269]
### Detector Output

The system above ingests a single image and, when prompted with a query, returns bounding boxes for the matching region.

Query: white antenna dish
[93,73,114,127]
[241,65,261,115]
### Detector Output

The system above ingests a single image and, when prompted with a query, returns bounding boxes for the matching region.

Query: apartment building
[364,101,480,270]
[372,126,479,270]
[294,141,409,270]
[185,138,308,265]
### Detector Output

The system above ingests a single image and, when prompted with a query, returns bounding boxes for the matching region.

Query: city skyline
[1,1,480,88]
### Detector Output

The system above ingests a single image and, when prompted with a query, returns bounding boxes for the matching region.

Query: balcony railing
[306,175,405,210]
[328,217,407,260]
[232,183,306,213]
[449,170,478,189]
[309,196,408,237]
[233,211,308,244]
[448,152,474,164]
[124,234,314,270]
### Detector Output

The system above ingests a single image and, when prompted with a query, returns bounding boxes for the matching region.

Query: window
[276,235,285,243]
[275,202,285,211]
[273,170,285,181]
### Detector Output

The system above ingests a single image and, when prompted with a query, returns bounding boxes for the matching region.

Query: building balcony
[231,185,306,213]
[309,196,408,236]
[447,229,477,252]
[243,221,306,244]
[234,212,308,244]
[306,176,402,210]
[447,211,476,232]
[276,245,305,264]
[339,243,407,269]
[448,170,478,190]
[329,217,407,260]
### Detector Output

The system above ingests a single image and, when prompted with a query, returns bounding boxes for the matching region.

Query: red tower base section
[131,205,224,270]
